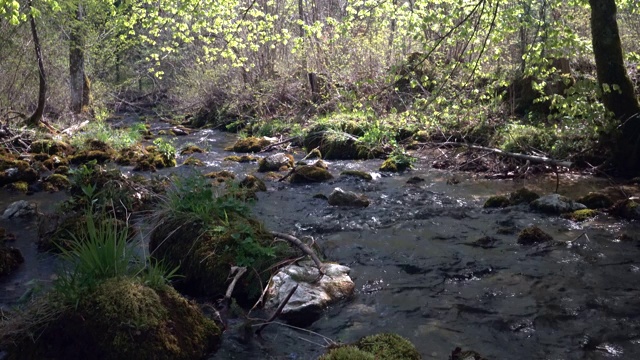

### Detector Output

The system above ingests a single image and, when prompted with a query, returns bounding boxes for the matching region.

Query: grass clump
[70,121,144,151]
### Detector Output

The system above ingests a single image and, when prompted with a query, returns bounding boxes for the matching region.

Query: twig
[261,136,300,152]
[224,266,247,304]
[271,232,324,274]
[424,141,573,168]
[255,284,298,336]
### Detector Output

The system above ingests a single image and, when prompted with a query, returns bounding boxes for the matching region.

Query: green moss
[517,226,553,245]
[379,158,398,172]
[340,170,373,180]
[577,192,613,209]
[610,199,640,220]
[133,146,176,171]
[225,137,270,153]
[115,146,146,166]
[42,155,69,170]
[70,150,115,165]
[290,164,333,184]
[562,209,598,222]
[0,163,38,186]
[509,188,540,205]
[306,148,322,159]
[483,195,510,208]
[223,155,258,162]
[183,157,205,166]
[180,145,205,155]
[239,175,267,193]
[7,181,29,193]
[355,333,421,360]
[6,278,220,360]
[303,125,367,160]
[43,174,71,192]
[30,139,71,156]
[55,165,70,175]
[319,346,375,360]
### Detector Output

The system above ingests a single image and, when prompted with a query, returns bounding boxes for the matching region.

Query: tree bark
[589,0,640,175]
[69,2,89,113]
[27,0,46,126]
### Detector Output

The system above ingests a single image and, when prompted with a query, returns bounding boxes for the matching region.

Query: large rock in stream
[328,187,370,207]
[530,194,585,214]
[265,261,354,326]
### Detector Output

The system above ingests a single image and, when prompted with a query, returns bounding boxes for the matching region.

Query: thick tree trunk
[27,0,46,126]
[589,0,640,175]
[69,2,89,113]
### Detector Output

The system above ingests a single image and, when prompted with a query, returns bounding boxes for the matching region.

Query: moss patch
[355,333,421,360]
[319,346,375,360]
[225,137,270,153]
[239,175,267,193]
[517,226,553,245]
[204,170,236,183]
[380,157,411,172]
[30,139,72,156]
[483,195,510,208]
[609,199,640,220]
[6,181,29,193]
[43,174,71,192]
[562,209,598,222]
[303,124,369,160]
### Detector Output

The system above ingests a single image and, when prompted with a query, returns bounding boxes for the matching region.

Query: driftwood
[424,141,573,168]
[261,136,300,152]
[61,120,90,136]
[272,232,324,275]
[255,284,298,336]
[224,266,248,304]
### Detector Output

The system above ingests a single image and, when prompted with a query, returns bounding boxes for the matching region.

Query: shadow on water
[2,125,640,359]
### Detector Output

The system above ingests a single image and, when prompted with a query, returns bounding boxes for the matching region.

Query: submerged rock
[180,145,205,155]
[340,170,373,181]
[562,209,598,222]
[328,188,370,207]
[483,195,510,208]
[509,187,540,205]
[530,194,586,214]
[223,155,258,163]
[517,226,553,245]
[2,200,37,219]
[183,156,205,166]
[258,153,294,172]
[265,261,354,326]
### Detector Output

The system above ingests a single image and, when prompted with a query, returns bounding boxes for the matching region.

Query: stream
[2,122,640,359]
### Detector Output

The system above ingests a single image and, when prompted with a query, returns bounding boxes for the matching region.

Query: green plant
[153,138,176,160]
[70,121,142,150]
[387,147,416,169]
[139,258,181,289]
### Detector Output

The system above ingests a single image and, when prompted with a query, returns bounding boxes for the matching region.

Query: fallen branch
[61,120,89,136]
[224,266,248,304]
[255,284,298,336]
[272,232,324,274]
[261,136,300,152]
[424,141,573,168]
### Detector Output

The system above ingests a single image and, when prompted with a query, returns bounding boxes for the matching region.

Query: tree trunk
[589,0,640,175]
[27,0,46,126]
[69,2,89,113]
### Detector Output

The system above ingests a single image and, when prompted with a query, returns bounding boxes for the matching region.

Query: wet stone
[517,226,553,245]
[530,194,586,214]
[328,187,370,207]
[2,200,37,220]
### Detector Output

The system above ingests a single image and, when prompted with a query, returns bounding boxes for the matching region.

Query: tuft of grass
[70,121,143,151]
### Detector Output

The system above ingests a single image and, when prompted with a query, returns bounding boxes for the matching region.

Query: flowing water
[2,124,640,359]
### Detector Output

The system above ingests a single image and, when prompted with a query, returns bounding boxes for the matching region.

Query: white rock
[328,187,370,207]
[259,153,292,171]
[2,200,37,220]
[530,194,586,214]
[265,261,355,326]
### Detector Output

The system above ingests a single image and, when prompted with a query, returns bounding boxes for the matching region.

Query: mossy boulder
[303,124,368,160]
[577,192,614,209]
[70,140,116,165]
[180,145,205,155]
[225,137,270,153]
[0,161,38,186]
[517,226,553,245]
[42,155,69,170]
[183,157,205,166]
[530,194,586,214]
[149,216,285,301]
[562,209,598,222]
[43,174,71,192]
[54,165,70,175]
[204,170,236,183]
[30,139,71,156]
[0,228,24,277]
[509,188,540,205]
[6,278,220,360]
[115,146,146,166]
[483,195,510,208]
[340,170,373,181]
[290,162,334,184]
[380,156,413,172]
[133,146,176,171]
[609,199,640,220]
[239,175,267,193]
[320,333,420,360]
[223,155,258,163]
